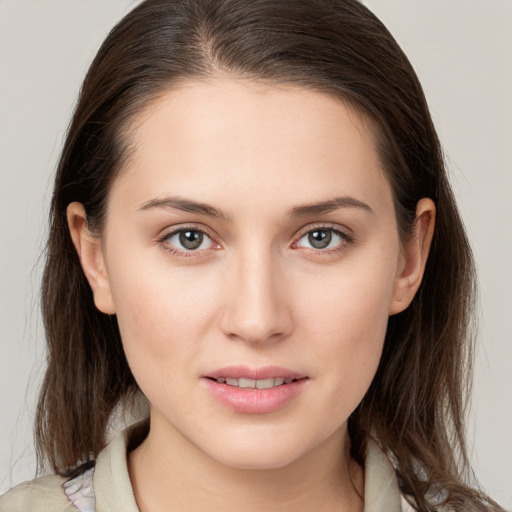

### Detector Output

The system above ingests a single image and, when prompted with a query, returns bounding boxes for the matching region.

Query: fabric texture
[0,423,407,511]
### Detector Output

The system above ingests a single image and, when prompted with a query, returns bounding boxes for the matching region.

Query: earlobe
[389,198,436,315]
[67,202,116,315]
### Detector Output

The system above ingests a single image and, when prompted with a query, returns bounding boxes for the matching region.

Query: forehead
[113,78,391,217]
[127,77,377,160]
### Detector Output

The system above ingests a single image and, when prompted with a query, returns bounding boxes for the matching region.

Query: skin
[68,78,435,512]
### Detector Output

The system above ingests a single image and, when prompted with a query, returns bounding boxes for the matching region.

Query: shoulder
[0,474,76,512]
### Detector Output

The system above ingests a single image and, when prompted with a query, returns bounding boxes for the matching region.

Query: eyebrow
[288,196,375,217]
[138,195,374,219]
[139,197,230,220]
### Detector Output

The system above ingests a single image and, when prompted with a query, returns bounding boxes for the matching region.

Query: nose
[220,247,293,344]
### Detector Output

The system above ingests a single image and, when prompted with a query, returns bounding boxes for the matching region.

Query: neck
[128,412,364,512]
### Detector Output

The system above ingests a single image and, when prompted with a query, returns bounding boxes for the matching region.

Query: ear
[67,202,116,314]
[389,198,436,315]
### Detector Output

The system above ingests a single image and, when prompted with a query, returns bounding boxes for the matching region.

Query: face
[72,78,426,470]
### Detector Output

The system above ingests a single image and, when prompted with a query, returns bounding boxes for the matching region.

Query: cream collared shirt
[0,424,405,511]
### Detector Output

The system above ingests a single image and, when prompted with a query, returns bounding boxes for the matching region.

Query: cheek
[297,248,397,342]
[295,250,397,406]
[103,247,220,388]
[109,271,218,421]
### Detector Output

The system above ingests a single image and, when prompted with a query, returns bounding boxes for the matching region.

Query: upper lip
[205,366,307,380]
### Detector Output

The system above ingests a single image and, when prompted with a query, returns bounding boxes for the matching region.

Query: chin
[213,445,306,471]
[194,428,318,471]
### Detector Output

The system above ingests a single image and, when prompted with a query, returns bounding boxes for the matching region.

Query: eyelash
[157,224,354,258]
[292,224,354,256]
[157,224,219,258]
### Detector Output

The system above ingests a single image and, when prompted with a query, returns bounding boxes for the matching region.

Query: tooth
[256,378,275,389]
[221,377,296,389]
[239,378,256,388]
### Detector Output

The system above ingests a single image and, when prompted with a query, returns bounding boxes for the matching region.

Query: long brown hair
[36,1,503,510]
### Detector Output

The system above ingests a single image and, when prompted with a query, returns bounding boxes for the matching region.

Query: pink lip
[202,366,309,414]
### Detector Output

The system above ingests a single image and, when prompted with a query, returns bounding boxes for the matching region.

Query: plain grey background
[1,0,511,507]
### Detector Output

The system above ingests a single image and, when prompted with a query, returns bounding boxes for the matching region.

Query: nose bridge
[221,242,292,344]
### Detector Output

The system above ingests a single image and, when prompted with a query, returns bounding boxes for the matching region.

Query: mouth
[207,376,306,389]
[203,366,309,414]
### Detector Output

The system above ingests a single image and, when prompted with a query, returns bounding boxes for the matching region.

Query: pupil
[308,230,331,249]
[180,230,203,250]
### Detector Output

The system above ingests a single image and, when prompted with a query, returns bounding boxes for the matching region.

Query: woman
[0,0,505,511]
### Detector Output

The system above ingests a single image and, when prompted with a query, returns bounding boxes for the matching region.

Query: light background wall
[1,0,511,507]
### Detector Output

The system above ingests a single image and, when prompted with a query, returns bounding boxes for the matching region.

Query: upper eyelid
[294,222,352,239]
[158,224,216,241]
[158,226,218,255]
[292,224,354,253]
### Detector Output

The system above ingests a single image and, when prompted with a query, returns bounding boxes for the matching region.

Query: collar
[90,423,402,511]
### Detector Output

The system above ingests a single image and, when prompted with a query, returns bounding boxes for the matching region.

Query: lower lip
[203,378,308,414]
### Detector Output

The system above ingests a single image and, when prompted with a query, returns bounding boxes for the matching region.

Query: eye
[295,227,349,250]
[164,229,214,252]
